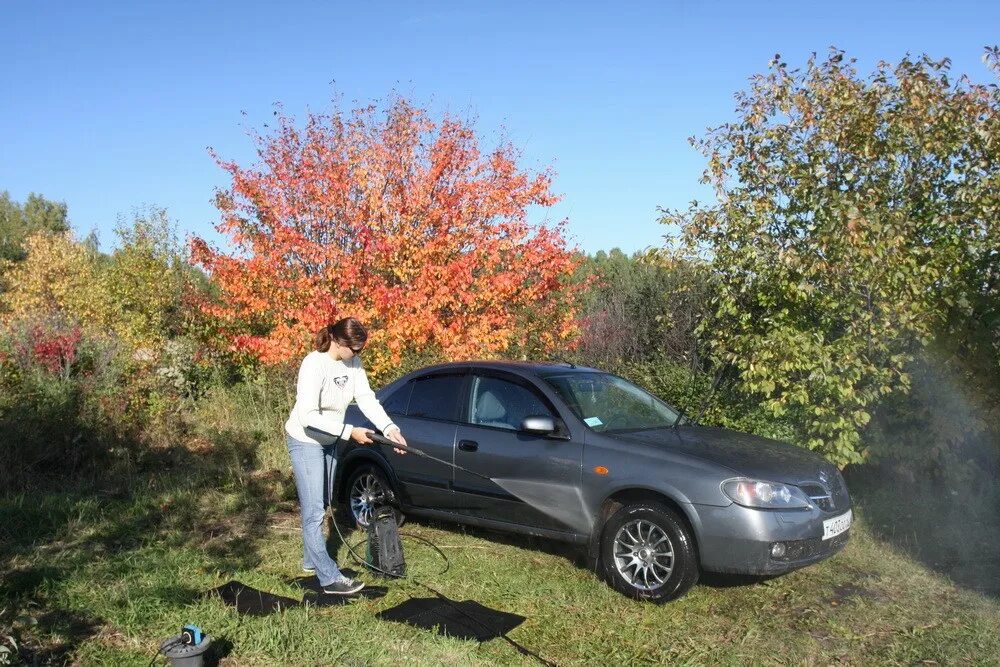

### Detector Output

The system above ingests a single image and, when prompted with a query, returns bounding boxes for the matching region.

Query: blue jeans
[286,434,346,586]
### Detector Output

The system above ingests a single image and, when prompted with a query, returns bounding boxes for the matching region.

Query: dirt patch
[9,609,103,665]
[825,582,889,607]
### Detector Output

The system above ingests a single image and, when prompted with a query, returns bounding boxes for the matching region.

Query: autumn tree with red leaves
[191,98,585,380]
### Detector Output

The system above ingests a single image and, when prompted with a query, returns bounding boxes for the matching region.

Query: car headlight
[722,478,811,509]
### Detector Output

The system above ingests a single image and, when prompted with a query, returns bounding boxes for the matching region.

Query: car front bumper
[692,502,851,575]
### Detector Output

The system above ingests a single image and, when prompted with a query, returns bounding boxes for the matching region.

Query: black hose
[147,637,183,666]
[330,506,409,579]
[330,510,451,579]
[333,514,554,666]
[328,432,558,666]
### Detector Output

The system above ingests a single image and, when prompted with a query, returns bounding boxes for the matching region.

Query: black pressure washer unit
[307,426,410,579]
[365,502,406,578]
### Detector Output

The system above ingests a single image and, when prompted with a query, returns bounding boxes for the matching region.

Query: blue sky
[2,0,997,255]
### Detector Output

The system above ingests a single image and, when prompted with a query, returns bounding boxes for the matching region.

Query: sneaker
[302,566,316,574]
[322,578,365,596]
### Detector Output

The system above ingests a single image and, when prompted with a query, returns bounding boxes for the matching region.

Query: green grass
[2,390,1000,665]
[4,477,1000,665]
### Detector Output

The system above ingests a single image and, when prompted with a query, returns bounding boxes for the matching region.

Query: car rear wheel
[599,501,698,603]
[344,464,405,528]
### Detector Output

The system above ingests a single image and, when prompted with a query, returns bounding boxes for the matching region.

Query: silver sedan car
[339,361,852,602]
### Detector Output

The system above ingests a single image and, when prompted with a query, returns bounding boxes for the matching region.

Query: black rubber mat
[377,596,525,641]
[207,580,300,616]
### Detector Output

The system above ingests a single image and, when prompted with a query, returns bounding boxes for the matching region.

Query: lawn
[3,419,999,666]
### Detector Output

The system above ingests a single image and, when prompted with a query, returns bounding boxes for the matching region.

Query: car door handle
[458,440,479,452]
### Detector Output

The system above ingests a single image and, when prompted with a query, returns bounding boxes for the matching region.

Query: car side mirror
[521,415,557,435]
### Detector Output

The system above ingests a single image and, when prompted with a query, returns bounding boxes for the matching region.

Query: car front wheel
[599,500,699,603]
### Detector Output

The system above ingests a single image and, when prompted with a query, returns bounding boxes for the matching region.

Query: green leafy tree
[1,206,193,352]
[576,249,669,365]
[103,206,190,348]
[0,191,69,262]
[663,49,1000,466]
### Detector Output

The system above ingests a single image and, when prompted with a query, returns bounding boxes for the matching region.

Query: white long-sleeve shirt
[284,350,397,445]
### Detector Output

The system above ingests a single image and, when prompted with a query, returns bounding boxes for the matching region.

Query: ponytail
[314,317,368,352]
[314,324,335,352]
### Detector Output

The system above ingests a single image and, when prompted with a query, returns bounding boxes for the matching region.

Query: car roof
[406,360,605,376]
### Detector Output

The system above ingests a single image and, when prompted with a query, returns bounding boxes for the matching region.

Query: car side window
[405,374,464,422]
[468,376,553,431]
[381,381,413,415]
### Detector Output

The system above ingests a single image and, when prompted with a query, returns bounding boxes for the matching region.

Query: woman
[284,317,407,595]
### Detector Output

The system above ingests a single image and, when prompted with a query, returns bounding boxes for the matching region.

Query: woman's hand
[350,427,374,444]
[385,426,408,455]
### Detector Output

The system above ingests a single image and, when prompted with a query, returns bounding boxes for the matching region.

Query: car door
[356,369,466,509]
[452,371,585,533]
[382,371,468,510]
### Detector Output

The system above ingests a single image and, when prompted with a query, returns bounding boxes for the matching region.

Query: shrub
[0,316,130,490]
[613,354,799,444]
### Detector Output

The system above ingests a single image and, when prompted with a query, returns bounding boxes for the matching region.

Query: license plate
[822,509,852,540]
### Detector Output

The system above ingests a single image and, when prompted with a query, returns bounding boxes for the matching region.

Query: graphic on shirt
[333,375,349,388]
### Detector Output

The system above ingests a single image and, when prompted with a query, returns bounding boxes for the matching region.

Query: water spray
[364,432,594,536]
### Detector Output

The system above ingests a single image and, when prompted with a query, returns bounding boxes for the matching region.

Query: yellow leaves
[2,218,187,356]
[1,232,110,329]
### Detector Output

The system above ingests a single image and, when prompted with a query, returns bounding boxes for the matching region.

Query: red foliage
[192,98,585,372]
[17,326,83,375]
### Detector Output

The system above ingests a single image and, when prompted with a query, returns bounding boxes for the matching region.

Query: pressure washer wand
[308,426,497,483]
[367,433,498,484]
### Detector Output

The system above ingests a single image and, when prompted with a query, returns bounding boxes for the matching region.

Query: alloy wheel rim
[613,519,675,591]
[350,473,382,527]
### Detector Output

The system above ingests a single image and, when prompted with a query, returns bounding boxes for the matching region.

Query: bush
[613,354,800,444]
[0,313,220,491]
[0,316,129,490]
[866,351,1000,489]
[191,364,295,473]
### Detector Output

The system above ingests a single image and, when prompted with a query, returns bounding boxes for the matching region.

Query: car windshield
[541,372,683,433]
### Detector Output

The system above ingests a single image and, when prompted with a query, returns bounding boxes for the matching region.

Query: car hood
[608,425,836,484]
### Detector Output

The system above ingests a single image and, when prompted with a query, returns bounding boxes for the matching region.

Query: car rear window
[405,374,465,421]
[381,381,413,415]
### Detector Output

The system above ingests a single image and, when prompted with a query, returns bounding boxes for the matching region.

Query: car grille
[799,469,850,513]
[800,483,835,511]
